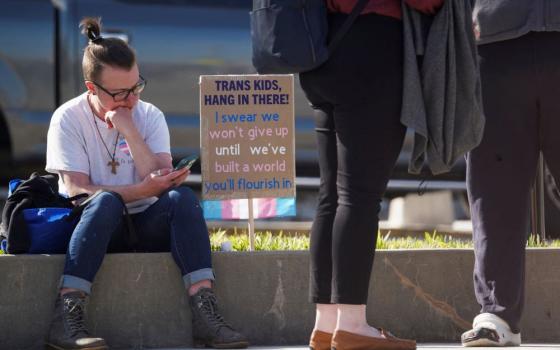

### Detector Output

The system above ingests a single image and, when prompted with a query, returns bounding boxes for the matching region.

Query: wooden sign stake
[248,195,255,251]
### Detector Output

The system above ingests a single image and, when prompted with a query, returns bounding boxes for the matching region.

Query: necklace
[88,95,120,174]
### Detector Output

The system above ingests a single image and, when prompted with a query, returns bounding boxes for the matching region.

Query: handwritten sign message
[200,75,295,200]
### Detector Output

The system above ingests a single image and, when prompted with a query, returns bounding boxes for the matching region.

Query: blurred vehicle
[0,0,314,177]
[0,0,467,184]
[4,0,560,236]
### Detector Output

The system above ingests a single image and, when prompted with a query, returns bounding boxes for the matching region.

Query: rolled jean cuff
[60,274,92,295]
[183,268,215,289]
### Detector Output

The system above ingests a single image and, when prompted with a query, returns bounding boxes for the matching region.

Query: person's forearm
[123,129,166,179]
[66,181,151,203]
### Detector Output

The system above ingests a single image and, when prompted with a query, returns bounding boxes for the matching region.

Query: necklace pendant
[108,160,120,174]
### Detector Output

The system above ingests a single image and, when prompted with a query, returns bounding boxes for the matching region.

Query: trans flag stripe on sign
[202,197,296,220]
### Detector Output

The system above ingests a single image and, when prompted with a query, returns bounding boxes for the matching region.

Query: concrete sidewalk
[142,345,560,350]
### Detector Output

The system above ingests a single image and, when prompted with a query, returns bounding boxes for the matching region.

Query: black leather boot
[190,288,249,349]
[46,291,107,350]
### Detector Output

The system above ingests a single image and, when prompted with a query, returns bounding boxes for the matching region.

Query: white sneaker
[461,313,521,347]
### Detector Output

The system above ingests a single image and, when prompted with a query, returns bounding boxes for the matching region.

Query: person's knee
[74,192,124,239]
[86,191,125,216]
[169,186,199,206]
[166,186,205,223]
[337,187,381,213]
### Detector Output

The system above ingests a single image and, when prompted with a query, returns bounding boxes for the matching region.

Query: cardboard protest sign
[200,75,295,200]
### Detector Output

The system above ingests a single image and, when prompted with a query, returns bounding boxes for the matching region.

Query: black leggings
[300,13,405,304]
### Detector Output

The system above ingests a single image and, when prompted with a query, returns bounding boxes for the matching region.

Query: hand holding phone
[173,154,199,171]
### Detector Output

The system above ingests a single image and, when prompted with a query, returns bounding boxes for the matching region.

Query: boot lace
[198,292,231,330]
[63,296,89,337]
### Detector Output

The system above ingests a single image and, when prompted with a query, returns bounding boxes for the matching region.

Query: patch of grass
[209,230,560,251]
[210,230,309,251]
[527,234,560,248]
[375,231,472,249]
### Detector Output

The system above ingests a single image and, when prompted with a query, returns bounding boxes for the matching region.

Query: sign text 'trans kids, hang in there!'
[200,75,295,200]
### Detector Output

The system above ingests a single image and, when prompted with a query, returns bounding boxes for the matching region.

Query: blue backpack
[0,173,87,254]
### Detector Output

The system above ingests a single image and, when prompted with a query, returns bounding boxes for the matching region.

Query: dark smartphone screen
[173,155,199,171]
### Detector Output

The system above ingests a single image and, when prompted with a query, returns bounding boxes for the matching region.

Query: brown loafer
[309,330,333,350]
[331,330,416,350]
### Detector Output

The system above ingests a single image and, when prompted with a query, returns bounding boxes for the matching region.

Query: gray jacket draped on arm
[401,0,484,175]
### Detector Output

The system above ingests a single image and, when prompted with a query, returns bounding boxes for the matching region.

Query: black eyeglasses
[90,75,147,102]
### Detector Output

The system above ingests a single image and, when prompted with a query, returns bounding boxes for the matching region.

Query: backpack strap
[63,193,89,207]
[327,0,370,56]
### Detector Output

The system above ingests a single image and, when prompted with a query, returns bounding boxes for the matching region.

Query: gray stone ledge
[1,249,559,349]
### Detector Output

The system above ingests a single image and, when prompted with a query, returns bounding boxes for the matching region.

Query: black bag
[0,174,137,254]
[251,0,370,74]
[0,173,87,254]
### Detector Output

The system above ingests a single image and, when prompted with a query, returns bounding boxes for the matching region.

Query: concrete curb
[1,249,559,349]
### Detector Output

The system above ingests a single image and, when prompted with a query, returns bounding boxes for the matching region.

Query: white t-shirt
[46,92,171,213]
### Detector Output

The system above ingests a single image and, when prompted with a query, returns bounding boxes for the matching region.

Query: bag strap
[327,0,371,55]
[120,196,138,250]
[66,193,89,203]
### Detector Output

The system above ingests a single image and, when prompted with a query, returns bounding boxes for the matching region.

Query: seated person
[44,17,248,350]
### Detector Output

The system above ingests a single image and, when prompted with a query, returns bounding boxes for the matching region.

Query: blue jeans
[61,187,214,294]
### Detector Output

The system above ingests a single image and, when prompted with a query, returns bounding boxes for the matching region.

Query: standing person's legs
[302,12,406,345]
[307,104,339,336]
[463,34,539,346]
[327,12,404,311]
[329,58,405,335]
[535,32,560,215]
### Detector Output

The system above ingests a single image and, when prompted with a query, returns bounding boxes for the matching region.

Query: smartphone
[173,155,199,171]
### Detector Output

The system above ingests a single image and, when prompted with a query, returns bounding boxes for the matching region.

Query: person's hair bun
[80,17,102,43]
[79,16,135,81]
